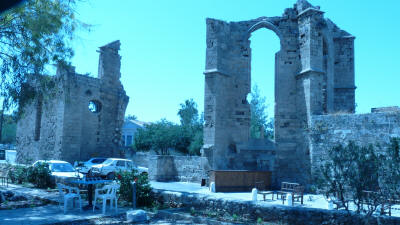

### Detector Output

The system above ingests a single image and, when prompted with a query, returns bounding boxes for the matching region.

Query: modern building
[121,120,148,147]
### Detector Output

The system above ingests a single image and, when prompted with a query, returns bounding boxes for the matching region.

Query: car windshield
[91,158,106,164]
[50,163,75,172]
[102,159,115,165]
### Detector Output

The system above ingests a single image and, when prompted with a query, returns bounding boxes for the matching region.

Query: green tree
[0,113,16,144]
[379,138,400,208]
[316,142,382,215]
[0,0,85,110]
[125,114,137,120]
[133,99,204,156]
[177,99,203,155]
[133,119,178,155]
[250,85,273,139]
[177,99,199,127]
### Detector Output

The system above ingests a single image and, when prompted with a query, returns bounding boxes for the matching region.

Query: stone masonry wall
[148,155,210,183]
[129,151,150,168]
[16,40,129,164]
[153,189,400,225]
[309,111,400,176]
[202,0,356,186]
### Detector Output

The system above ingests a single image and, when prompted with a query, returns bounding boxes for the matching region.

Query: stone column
[297,8,325,122]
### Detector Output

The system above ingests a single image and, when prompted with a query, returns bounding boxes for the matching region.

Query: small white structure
[0,149,16,164]
[209,182,216,192]
[251,188,258,202]
[286,193,293,206]
[121,120,149,147]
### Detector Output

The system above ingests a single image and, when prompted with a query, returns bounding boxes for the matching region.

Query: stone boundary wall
[309,111,400,174]
[148,155,210,183]
[130,152,150,168]
[152,189,400,225]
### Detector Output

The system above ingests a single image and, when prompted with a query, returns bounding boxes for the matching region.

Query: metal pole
[131,181,136,209]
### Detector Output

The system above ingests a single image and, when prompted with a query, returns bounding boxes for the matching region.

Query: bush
[27,162,53,189]
[7,164,28,184]
[316,140,400,216]
[116,169,153,207]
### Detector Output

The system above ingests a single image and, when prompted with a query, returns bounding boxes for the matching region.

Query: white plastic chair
[56,183,82,214]
[93,182,120,214]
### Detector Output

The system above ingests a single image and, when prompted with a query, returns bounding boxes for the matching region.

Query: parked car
[90,158,148,179]
[32,160,84,183]
[75,157,107,174]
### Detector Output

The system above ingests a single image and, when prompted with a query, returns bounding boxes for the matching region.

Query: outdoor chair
[255,181,275,201]
[57,183,82,214]
[276,182,300,200]
[93,182,120,214]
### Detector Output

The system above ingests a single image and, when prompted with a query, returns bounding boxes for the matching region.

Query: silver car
[90,158,148,179]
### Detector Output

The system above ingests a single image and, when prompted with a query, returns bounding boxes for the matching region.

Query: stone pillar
[297,7,325,122]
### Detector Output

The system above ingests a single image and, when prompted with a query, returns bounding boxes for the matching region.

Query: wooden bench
[276,182,304,205]
[255,181,275,201]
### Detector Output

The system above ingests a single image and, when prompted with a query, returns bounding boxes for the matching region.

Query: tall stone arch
[202,0,355,187]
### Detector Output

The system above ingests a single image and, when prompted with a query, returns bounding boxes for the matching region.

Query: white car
[90,158,148,179]
[32,160,84,182]
[75,158,107,174]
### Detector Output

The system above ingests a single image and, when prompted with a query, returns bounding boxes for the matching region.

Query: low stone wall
[152,189,400,225]
[309,111,400,174]
[130,151,150,168]
[148,155,210,183]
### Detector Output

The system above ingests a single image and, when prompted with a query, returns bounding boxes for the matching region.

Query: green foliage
[232,214,238,221]
[134,119,177,155]
[115,169,153,207]
[316,140,400,215]
[0,113,16,144]
[7,164,28,184]
[0,0,86,110]
[27,162,53,189]
[379,138,400,204]
[125,114,137,120]
[250,85,274,140]
[133,99,203,156]
[188,129,203,156]
[178,99,199,127]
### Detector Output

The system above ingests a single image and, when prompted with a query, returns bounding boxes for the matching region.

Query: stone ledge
[152,189,400,225]
[203,69,230,76]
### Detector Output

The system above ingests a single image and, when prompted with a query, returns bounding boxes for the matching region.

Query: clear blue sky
[71,0,400,123]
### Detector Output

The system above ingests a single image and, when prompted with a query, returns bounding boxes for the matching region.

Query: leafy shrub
[27,162,53,189]
[7,165,28,184]
[316,139,400,216]
[116,169,153,207]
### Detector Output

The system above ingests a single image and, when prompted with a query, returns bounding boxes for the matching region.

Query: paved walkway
[150,181,400,217]
[0,184,131,225]
[0,204,129,225]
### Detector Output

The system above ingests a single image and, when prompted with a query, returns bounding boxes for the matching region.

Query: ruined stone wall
[202,0,356,186]
[148,155,210,183]
[16,76,65,163]
[309,111,400,176]
[16,40,129,164]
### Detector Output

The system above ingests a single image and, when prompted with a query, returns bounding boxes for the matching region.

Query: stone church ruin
[16,40,129,163]
[202,0,400,187]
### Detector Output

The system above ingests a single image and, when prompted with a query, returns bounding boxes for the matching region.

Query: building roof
[124,119,150,128]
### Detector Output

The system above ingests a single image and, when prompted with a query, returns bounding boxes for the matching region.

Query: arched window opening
[248,28,280,140]
[88,100,102,113]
